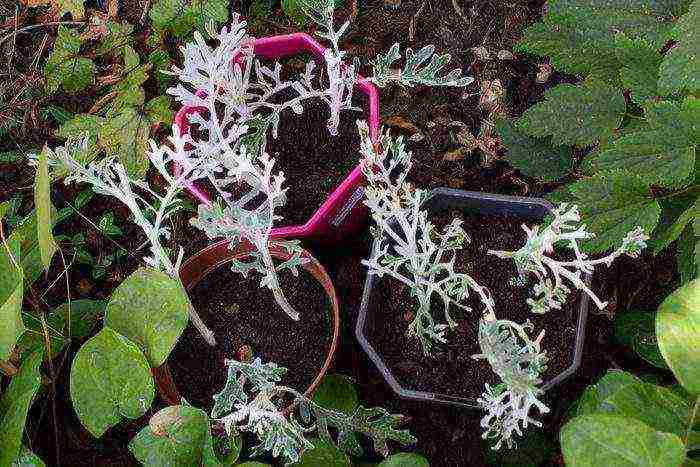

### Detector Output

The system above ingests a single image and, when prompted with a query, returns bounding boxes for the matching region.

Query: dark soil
[364,211,580,400]
[168,262,333,412]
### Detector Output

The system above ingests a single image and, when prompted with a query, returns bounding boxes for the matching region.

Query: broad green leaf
[655,198,699,254]
[615,33,663,104]
[615,311,668,368]
[44,26,95,94]
[149,0,197,37]
[0,351,43,466]
[145,96,174,126]
[129,404,212,466]
[516,81,625,147]
[98,107,150,179]
[312,374,360,415]
[596,100,698,188]
[0,235,24,361]
[191,0,229,31]
[656,279,700,394]
[70,328,154,437]
[105,268,189,367]
[561,414,686,467]
[293,438,351,467]
[575,370,641,416]
[602,382,691,435]
[96,21,134,56]
[496,119,573,181]
[569,172,661,252]
[658,1,699,94]
[34,147,57,271]
[11,448,46,466]
[379,453,429,467]
[677,227,700,284]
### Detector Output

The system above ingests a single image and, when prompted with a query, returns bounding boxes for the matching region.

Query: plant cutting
[355,123,649,449]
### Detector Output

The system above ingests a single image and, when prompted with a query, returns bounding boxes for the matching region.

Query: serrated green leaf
[596,100,698,187]
[0,235,24,361]
[0,351,43,466]
[191,0,229,30]
[655,198,699,253]
[615,311,668,368]
[96,21,134,56]
[70,328,155,437]
[575,370,641,416]
[44,26,94,94]
[379,453,429,467]
[516,81,625,147]
[615,33,663,103]
[98,107,150,179]
[496,118,573,181]
[659,0,699,94]
[149,0,197,37]
[292,437,351,467]
[312,375,360,415]
[561,414,686,467]
[656,279,700,394]
[129,404,213,466]
[602,382,691,435]
[145,96,174,126]
[34,147,57,271]
[105,268,189,367]
[569,172,661,252]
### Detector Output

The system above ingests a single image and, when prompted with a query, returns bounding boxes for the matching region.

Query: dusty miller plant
[473,310,549,450]
[210,357,416,463]
[358,121,494,354]
[488,204,649,314]
[44,133,218,345]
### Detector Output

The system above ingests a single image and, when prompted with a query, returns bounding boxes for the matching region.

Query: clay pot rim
[155,240,341,413]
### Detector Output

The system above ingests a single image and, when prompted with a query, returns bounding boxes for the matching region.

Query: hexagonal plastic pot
[355,187,591,408]
[173,32,380,248]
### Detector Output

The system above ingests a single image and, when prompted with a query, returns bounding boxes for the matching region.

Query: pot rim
[355,187,590,408]
[154,240,341,413]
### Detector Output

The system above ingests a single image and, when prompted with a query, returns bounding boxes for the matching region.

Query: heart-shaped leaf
[105,268,189,367]
[70,328,154,437]
[312,375,360,415]
[656,279,700,394]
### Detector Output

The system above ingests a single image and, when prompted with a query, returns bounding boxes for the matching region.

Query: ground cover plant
[1,0,698,465]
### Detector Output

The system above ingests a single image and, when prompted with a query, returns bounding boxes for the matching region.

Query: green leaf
[484,429,557,466]
[496,119,573,181]
[677,226,700,284]
[658,1,699,94]
[561,414,686,466]
[44,26,95,94]
[292,438,351,467]
[378,453,430,467]
[70,328,155,437]
[0,235,24,361]
[190,0,229,31]
[615,33,663,104]
[655,198,699,254]
[575,370,641,416]
[656,279,700,394]
[105,267,189,367]
[96,21,134,56]
[569,171,661,252]
[596,100,698,188]
[615,311,668,368]
[149,0,197,37]
[602,382,691,435]
[0,351,43,466]
[7,211,56,285]
[11,448,46,466]
[34,147,58,271]
[98,107,150,179]
[145,96,174,126]
[55,114,104,175]
[237,463,271,466]
[312,375,360,415]
[129,404,213,466]
[516,81,625,147]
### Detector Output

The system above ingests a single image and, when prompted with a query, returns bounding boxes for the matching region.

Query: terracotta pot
[153,241,341,409]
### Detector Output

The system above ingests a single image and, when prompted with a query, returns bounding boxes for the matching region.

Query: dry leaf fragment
[385,115,421,134]
[496,50,514,60]
[536,63,553,83]
[149,406,183,437]
[442,148,468,161]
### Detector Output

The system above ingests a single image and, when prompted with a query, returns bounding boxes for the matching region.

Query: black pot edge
[355,187,591,408]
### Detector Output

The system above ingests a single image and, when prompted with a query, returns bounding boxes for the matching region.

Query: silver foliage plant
[488,204,649,314]
[357,121,495,354]
[45,134,218,345]
[210,357,416,464]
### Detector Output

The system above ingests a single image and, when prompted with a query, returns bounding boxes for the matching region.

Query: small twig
[409,0,427,41]
[88,90,118,114]
[140,0,151,25]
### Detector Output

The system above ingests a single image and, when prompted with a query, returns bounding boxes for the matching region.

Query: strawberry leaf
[658,0,699,94]
[44,26,95,94]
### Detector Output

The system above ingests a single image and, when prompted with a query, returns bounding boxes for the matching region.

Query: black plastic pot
[355,187,591,408]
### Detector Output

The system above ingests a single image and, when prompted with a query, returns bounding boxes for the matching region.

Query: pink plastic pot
[174,33,380,246]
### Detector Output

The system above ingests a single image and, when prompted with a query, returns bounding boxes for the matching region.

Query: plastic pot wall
[153,240,341,409]
[174,33,380,247]
[355,187,590,408]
